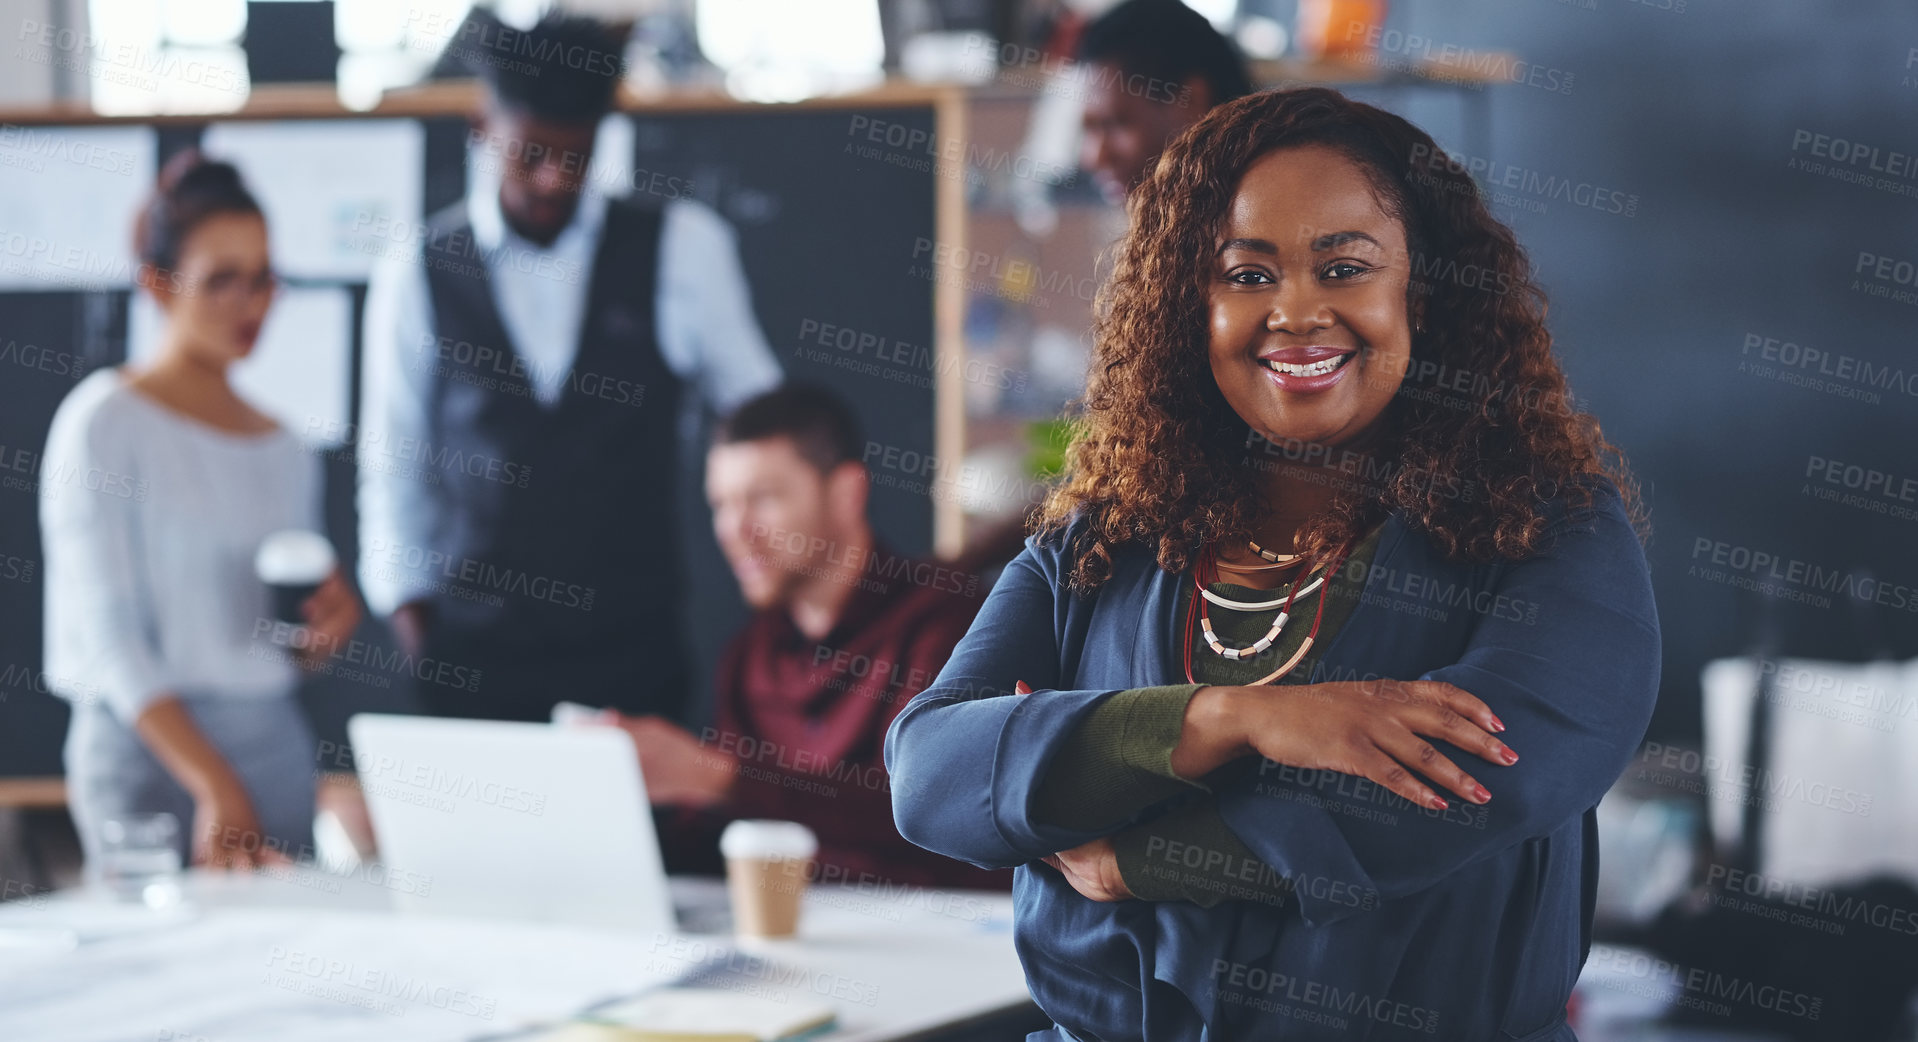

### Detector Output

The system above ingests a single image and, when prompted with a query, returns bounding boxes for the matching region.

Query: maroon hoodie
[659,548,1011,892]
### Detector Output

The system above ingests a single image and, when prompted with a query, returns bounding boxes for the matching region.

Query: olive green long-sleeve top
[1031,522,1386,907]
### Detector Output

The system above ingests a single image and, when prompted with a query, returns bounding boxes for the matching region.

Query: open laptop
[345,713,676,935]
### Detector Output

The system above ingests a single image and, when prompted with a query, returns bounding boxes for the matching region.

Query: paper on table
[0,905,681,1042]
[128,285,353,447]
[0,895,196,949]
[0,125,155,289]
[577,987,836,1040]
[201,120,425,282]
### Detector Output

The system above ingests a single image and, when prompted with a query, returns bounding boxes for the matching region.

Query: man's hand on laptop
[593,711,739,808]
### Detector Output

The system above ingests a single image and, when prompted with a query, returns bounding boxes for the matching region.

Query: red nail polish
[1430,795,1448,811]
[1491,716,1506,732]
[1474,785,1491,803]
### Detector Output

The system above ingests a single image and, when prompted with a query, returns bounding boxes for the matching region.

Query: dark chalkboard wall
[0,103,938,775]
[0,291,130,773]
[1334,0,1918,743]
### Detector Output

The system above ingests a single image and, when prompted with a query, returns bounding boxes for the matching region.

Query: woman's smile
[1257,344,1360,392]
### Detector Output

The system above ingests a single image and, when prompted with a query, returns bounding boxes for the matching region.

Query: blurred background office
[1,0,1916,1038]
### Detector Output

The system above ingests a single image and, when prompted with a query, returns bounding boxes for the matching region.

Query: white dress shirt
[357,173,782,615]
[41,370,319,722]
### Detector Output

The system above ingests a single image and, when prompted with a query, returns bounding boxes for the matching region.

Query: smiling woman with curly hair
[887,86,1661,1041]
[1046,85,1645,591]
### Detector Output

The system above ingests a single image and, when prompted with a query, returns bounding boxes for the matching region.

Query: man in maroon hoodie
[598,384,1008,891]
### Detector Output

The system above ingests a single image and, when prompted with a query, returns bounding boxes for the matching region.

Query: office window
[86,0,250,114]
[336,0,473,110]
[696,0,884,101]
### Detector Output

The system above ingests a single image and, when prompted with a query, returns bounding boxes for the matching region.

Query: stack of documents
[527,987,837,1041]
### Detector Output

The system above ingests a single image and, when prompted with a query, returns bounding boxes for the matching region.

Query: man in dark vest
[356,12,780,722]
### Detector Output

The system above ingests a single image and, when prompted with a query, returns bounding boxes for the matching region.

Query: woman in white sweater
[41,150,360,870]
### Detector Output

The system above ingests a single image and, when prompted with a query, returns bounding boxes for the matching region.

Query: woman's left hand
[297,570,360,663]
[1042,836,1134,902]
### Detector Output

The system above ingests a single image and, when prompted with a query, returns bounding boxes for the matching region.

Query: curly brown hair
[1035,86,1646,592]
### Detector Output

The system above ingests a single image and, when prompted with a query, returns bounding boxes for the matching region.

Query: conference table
[0,867,1039,1042]
[0,864,1858,1042]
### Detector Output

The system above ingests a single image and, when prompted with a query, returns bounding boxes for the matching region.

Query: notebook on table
[523,987,837,1042]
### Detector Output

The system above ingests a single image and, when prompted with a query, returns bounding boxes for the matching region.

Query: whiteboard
[0,125,155,289]
[202,119,425,281]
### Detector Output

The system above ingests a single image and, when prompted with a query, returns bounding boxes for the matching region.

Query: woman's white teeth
[1263,355,1350,377]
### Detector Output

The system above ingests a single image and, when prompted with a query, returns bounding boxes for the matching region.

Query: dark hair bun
[134,147,263,271]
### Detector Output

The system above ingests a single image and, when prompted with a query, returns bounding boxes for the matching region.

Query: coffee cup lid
[719,819,818,860]
[255,530,336,584]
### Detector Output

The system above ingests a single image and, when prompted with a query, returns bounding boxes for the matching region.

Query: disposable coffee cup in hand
[255,530,336,628]
[720,820,818,938]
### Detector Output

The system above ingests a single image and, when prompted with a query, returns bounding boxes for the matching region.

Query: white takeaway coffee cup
[719,820,819,938]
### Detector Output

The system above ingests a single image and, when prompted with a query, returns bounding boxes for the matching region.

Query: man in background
[357,11,780,722]
[1076,0,1253,203]
[946,0,1256,573]
[595,386,1007,891]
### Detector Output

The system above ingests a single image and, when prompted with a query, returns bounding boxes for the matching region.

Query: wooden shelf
[0,777,67,809]
[0,77,969,126]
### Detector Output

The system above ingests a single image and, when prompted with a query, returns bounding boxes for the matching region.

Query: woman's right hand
[191,782,288,870]
[132,696,292,870]
[1173,681,1518,811]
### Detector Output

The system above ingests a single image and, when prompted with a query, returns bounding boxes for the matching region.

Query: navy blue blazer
[885,476,1660,1041]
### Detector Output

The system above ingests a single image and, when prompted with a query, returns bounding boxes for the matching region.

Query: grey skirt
[64,694,317,866]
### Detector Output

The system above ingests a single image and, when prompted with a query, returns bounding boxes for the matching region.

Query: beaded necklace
[1181,542,1352,686]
